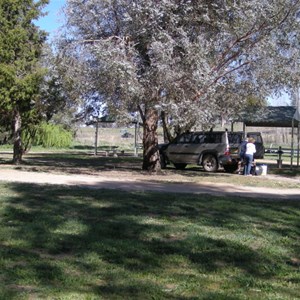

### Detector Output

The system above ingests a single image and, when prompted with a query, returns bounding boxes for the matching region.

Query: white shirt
[245,143,256,155]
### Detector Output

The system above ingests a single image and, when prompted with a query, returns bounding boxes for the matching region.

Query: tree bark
[12,109,23,164]
[161,110,173,143]
[142,108,161,172]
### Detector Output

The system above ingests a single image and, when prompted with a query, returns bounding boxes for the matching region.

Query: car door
[165,132,194,163]
[183,133,206,163]
[248,132,265,159]
[203,132,226,155]
[228,132,242,158]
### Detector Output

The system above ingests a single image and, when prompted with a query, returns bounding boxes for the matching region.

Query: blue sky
[35,0,66,38]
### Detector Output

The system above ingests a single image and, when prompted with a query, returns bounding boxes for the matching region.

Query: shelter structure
[86,115,142,156]
[236,106,298,127]
[233,106,299,167]
[85,115,115,155]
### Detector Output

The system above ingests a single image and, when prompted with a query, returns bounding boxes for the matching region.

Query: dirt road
[0,168,299,200]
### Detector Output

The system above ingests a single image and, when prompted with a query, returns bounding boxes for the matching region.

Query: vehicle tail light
[224,130,230,156]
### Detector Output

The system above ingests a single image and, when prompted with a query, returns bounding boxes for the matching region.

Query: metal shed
[237,106,298,127]
[233,106,299,167]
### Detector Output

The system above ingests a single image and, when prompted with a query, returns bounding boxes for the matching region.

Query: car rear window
[248,133,263,143]
[254,135,262,143]
[228,133,242,144]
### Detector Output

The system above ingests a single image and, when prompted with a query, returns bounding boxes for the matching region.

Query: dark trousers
[244,154,254,175]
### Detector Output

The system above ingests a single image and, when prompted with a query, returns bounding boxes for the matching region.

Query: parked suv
[159,131,230,172]
[159,131,265,173]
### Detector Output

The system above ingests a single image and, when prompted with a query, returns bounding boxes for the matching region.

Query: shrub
[23,122,73,148]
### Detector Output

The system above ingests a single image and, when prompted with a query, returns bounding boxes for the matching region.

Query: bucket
[256,164,267,176]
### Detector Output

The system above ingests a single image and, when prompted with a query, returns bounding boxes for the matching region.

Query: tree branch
[138,104,145,123]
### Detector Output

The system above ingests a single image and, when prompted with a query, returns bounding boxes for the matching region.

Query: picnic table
[102,146,119,157]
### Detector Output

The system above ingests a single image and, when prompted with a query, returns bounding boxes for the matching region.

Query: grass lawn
[0,182,299,299]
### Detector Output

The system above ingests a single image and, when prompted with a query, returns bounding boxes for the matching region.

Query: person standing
[237,134,249,174]
[239,134,250,162]
[243,137,256,176]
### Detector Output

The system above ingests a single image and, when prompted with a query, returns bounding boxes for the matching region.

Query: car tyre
[160,154,167,169]
[202,154,218,172]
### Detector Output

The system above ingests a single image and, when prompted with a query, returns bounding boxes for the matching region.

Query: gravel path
[0,168,299,200]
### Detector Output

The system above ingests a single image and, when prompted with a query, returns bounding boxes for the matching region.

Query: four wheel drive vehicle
[159,131,265,173]
[159,131,231,172]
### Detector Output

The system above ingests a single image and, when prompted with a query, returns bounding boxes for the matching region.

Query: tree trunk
[161,111,173,143]
[142,108,161,172]
[13,109,23,164]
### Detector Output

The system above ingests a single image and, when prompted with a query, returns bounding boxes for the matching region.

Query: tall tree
[62,0,300,171]
[0,0,48,163]
[38,44,79,129]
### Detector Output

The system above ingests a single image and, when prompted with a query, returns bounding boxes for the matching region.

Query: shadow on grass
[0,152,235,183]
[0,152,144,175]
[3,151,299,187]
[269,165,300,178]
[1,182,300,299]
[0,152,228,179]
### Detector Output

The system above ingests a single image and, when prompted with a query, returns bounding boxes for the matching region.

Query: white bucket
[256,164,267,176]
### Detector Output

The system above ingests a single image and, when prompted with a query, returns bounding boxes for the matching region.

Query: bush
[23,122,73,148]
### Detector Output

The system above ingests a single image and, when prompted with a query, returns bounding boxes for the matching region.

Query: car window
[248,133,262,143]
[177,133,193,143]
[192,133,205,143]
[255,136,262,143]
[204,133,222,143]
[228,133,242,144]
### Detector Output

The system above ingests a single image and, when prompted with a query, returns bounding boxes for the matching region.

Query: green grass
[0,182,299,299]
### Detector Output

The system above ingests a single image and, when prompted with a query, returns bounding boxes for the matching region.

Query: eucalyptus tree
[62,0,300,171]
[39,45,79,129]
[0,0,48,163]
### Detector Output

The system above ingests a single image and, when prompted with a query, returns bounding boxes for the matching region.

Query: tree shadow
[0,183,299,299]
[0,152,144,175]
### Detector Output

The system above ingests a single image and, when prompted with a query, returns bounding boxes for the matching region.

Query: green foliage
[39,45,77,129]
[0,0,49,163]
[246,95,268,108]
[36,122,73,148]
[0,0,48,112]
[22,122,73,148]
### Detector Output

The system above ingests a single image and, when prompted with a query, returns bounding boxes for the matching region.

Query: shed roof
[236,106,299,127]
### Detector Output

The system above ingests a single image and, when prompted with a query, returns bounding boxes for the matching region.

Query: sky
[35,0,66,39]
[268,92,290,106]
